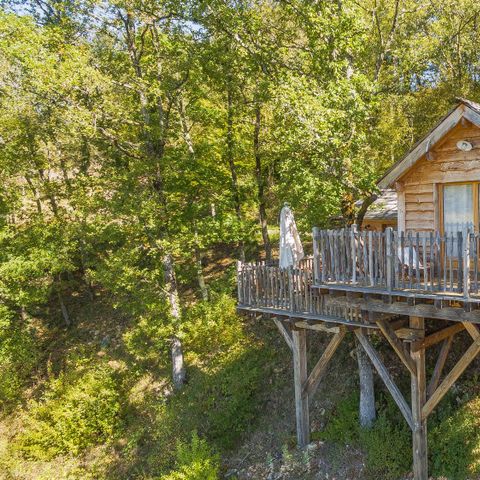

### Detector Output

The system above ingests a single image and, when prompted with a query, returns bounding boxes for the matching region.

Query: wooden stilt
[410,316,428,480]
[292,328,309,447]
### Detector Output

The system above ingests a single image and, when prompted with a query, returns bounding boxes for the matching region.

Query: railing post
[288,266,295,312]
[464,227,471,299]
[237,260,243,304]
[368,230,374,286]
[386,227,393,293]
[313,227,320,284]
[351,224,357,285]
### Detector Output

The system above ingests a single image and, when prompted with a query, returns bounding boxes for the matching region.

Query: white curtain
[443,184,474,256]
[279,205,304,269]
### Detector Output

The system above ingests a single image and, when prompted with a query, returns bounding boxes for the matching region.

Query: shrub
[359,412,411,479]
[0,305,37,409]
[182,294,244,358]
[15,364,121,459]
[160,432,220,480]
[320,392,411,479]
[429,395,480,479]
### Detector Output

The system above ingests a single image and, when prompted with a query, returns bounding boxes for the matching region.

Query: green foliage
[183,345,267,450]
[15,364,121,459]
[0,305,37,409]
[160,432,220,480]
[429,394,480,479]
[183,293,243,357]
[320,392,411,479]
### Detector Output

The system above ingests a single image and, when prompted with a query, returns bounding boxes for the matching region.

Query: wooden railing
[237,256,361,321]
[237,257,317,313]
[313,227,480,298]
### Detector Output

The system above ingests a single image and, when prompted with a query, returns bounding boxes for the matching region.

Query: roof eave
[377,100,480,189]
[377,104,465,189]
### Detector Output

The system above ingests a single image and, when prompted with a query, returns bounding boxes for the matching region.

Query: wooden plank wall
[400,121,480,233]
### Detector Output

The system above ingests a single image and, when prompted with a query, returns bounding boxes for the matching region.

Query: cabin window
[441,182,478,256]
[442,184,474,234]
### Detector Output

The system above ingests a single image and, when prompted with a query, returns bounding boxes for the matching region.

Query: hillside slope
[1,269,480,480]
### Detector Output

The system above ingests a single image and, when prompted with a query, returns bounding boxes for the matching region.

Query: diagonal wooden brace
[302,328,346,397]
[463,322,480,341]
[273,318,293,351]
[427,336,453,399]
[422,335,480,420]
[355,329,414,431]
[377,319,417,376]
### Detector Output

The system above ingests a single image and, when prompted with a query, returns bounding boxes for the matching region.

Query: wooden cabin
[237,98,480,480]
[380,98,480,235]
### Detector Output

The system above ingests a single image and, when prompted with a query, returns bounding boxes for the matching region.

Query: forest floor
[1,249,480,480]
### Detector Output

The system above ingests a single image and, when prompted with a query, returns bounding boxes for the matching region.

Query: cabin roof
[357,189,397,221]
[378,98,480,188]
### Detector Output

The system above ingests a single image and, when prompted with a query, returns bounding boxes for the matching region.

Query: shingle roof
[361,189,397,221]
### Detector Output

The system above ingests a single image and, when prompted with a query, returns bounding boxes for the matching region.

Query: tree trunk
[253,103,272,262]
[341,191,356,227]
[163,253,186,389]
[226,83,245,262]
[122,12,185,390]
[171,335,185,390]
[356,336,376,428]
[356,192,378,228]
[194,225,208,301]
[178,98,209,301]
[195,247,208,301]
[56,284,71,327]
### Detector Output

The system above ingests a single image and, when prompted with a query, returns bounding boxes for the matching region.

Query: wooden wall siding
[400,121,480,232]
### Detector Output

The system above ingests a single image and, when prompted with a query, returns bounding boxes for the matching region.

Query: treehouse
[237,98,480,480]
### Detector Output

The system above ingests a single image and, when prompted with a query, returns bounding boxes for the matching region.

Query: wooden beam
[355,329,414,430]
[292,329,309,447]
[427,336,453,399]
[410,316,428,480]
[273,318,293,351]
[294,321,340,334]
[415,323,465,350]
[314,283,480,305]
[302,329,347,397]
[422,336,480,419]
[237,305,380,329]
[463,322,480,340]
[323,295,480,324]
[462,105,480,128]
[377,319,417,376]
[395,327,425,342]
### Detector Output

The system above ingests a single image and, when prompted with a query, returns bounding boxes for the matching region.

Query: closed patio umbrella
[279,204,304,269]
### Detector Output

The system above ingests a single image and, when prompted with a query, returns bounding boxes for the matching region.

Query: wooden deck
[237,227,480,325]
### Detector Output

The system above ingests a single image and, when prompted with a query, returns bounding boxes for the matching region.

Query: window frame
[438,181,480,234]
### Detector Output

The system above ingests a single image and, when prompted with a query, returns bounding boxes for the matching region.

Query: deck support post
[410,316,428,480]
[292,328,309,447]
